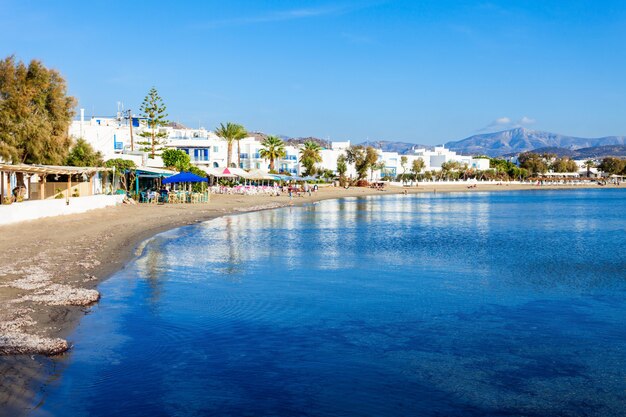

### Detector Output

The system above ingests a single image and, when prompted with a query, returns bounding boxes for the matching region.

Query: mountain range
[254,128,626,159]
[444,128,626,157]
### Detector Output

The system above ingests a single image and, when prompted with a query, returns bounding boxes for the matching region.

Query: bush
[356,179,369,187]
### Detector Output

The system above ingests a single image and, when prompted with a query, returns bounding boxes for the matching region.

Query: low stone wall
[0,195,125,226]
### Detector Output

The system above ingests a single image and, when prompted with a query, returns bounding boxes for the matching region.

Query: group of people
[288,183,318,198]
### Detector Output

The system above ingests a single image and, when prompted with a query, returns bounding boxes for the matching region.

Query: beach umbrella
[162,171,208,184]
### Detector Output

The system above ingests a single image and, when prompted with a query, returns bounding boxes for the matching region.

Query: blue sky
[2,0,625,144]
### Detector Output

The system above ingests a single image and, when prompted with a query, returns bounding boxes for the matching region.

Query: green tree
[0,56,76,165]
[137,87,169,159]
[518,152,548,175]
[66,138,104,167]
[365,147,379,180]
[598,157,626,175]
[550,157,578,173]
[400,156,408,183]
[345,145,368,180]
[584,160,595,177]
[215,122,247,168]
[259,135,286,171]
[104,158,137,191]
[299,140,323,176]
[411,158,425,182]
[373,161,387,181]
[336,154,348,185]
[161,148,191,171]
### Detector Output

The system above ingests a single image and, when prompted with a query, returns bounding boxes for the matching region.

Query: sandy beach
[0,182,618,416]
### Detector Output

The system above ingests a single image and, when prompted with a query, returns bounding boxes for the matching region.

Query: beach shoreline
[0,182,620,416]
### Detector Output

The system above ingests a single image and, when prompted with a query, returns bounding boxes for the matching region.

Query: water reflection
[31,190,626,417]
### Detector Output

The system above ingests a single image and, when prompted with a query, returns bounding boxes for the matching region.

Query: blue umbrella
[162,172,208,184]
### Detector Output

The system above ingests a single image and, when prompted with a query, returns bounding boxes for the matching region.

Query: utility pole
[127,109,134,151]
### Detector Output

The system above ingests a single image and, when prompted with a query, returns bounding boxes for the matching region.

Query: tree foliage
[215,122,247,168]
[343,146,380,183]
[104,158,137,191]
[0,56,76,165]
[336,154,347,178]
[161,148,191,171]
[365,147,379,181]
[259,135,286,171]
[550,157,578,173]
[518,152,549,175]
[137,87,168,159]
[299,140,322,176]
[411,158,425,181]
[598,157,626,175]
[345,145,368,180]
[66,138,103,167]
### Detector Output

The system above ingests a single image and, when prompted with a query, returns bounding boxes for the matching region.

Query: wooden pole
[39,175,46,200]
[67,174,72,204]
[0,171,4,203]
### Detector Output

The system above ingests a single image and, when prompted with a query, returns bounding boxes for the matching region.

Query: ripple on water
[32,191,626,417]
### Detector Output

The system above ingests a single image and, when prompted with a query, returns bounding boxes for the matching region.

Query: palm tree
[215,122,247,168]
[584,160,595,177]
[371,161,385,181]
[259,135,286,172]
[299,141,323,176]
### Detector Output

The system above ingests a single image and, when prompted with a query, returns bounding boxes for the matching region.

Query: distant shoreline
[0,182,622,416]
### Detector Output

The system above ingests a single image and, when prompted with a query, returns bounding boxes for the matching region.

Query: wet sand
[0,182,617,416]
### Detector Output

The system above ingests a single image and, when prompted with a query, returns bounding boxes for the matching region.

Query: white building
[71,108,488,179]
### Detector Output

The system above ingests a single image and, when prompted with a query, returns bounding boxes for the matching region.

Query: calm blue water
[31,190,626,417]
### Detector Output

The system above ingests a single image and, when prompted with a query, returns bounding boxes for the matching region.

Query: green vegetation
[161,148,191,171]
[104,158,137,191]
[366,147,379,181]
[0,56,76,166]
[598,157,626,175]
[259,135,286,171]
[344,145,381,183]
[299,140,323,176]
[215,122,247,168]
[66,138,103,167]
[550,157,578,173]
[336,154,348,186]
[137,87,169,159]
[411,158,425,182]
[345,145,368,180]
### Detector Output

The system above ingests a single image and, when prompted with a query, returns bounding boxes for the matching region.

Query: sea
[30,190,626,417]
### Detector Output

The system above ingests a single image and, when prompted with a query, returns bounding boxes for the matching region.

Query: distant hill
[285,137,332,148]
[247,132,330,149]
[520,145,626,159]
[446,128,626,157]
[359,140,432,154]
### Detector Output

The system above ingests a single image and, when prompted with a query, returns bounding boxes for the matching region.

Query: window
[193,148,209,161]
[213,146,219,152]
